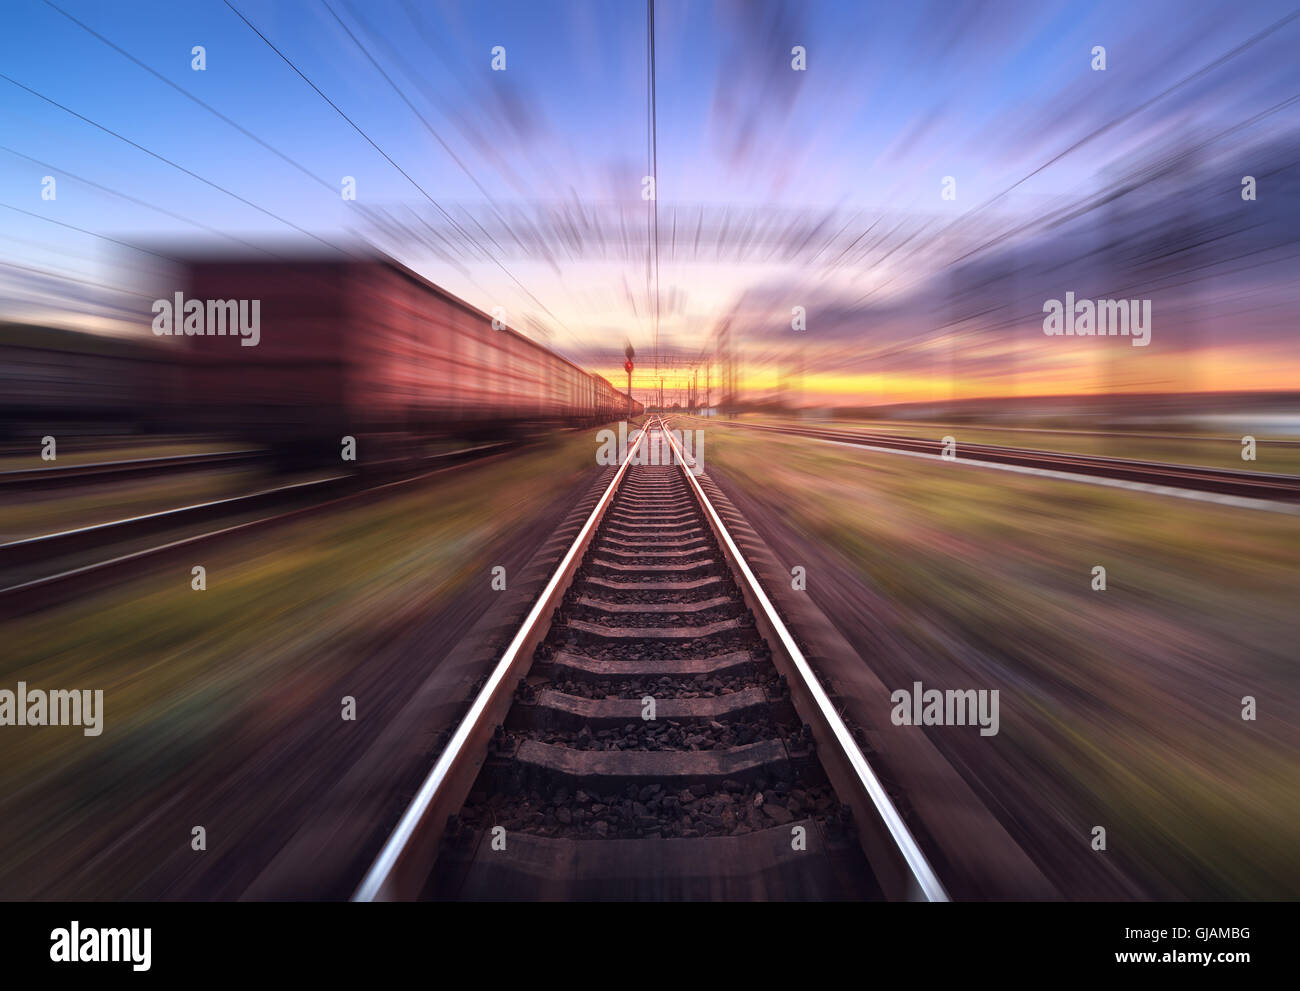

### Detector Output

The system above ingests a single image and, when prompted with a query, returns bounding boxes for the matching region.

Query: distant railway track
[728,421,1300,503]
[0,449,269,491]
[355,419,946,902]
[818,420,1300,447]
[0,441,516,620]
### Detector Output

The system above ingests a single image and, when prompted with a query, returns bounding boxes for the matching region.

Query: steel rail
[0,442,523,619]
[1,442,516,567]
[0,449,267,490]
[353,420,653,901]
[658,420,950,902]
[731,421,1300,500]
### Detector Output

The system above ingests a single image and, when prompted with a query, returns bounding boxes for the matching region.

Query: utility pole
[718,319,731,417]
[625,342,635,421]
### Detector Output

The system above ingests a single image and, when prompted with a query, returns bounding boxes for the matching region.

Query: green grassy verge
[0,428,606,895]
[726,413,1300,475]
[704,426,1300,898]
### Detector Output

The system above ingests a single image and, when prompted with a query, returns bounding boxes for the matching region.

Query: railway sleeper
[535,649,760,683]
[486,738,815,792]
[428,817,875,900]
[420,451,883,900]
[569,593,736,615]
[506,687,793,732]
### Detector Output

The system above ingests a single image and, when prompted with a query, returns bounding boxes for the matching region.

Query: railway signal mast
[625,342,635,421]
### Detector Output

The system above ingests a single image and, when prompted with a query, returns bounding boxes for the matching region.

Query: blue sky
[2,0,1298,397]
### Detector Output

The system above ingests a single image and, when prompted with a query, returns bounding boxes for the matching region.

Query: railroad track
[356,418,945,902]
[0,440,516,619]
[727,421,1300,502]
[0,449,268,491]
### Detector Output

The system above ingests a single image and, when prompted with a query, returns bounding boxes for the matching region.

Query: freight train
[0,323,173,441]
[170,255,639,462]
[0,255,640,463]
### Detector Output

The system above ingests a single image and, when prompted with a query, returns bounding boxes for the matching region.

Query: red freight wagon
[164,254,640,464]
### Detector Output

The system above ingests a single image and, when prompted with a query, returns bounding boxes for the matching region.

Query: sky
[1,0,1298,405]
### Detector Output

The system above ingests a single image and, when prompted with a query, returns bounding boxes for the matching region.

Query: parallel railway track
[0,449,268,491]
[0,441,515,619]
[730,421,1300,502]
[356,419,945,902]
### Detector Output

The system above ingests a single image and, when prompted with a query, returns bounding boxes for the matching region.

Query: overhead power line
[224,0,580,352]
[0,71,355,257]
[43,0,338,196]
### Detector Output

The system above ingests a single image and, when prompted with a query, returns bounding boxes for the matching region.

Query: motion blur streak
[0,0,1296,901]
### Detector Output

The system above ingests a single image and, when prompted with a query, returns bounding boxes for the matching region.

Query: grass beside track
[0,468,301,542]
[0,441,246,470]
[0,428,607,898]
[724,413,1300,475]
[703,426,1300,899]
